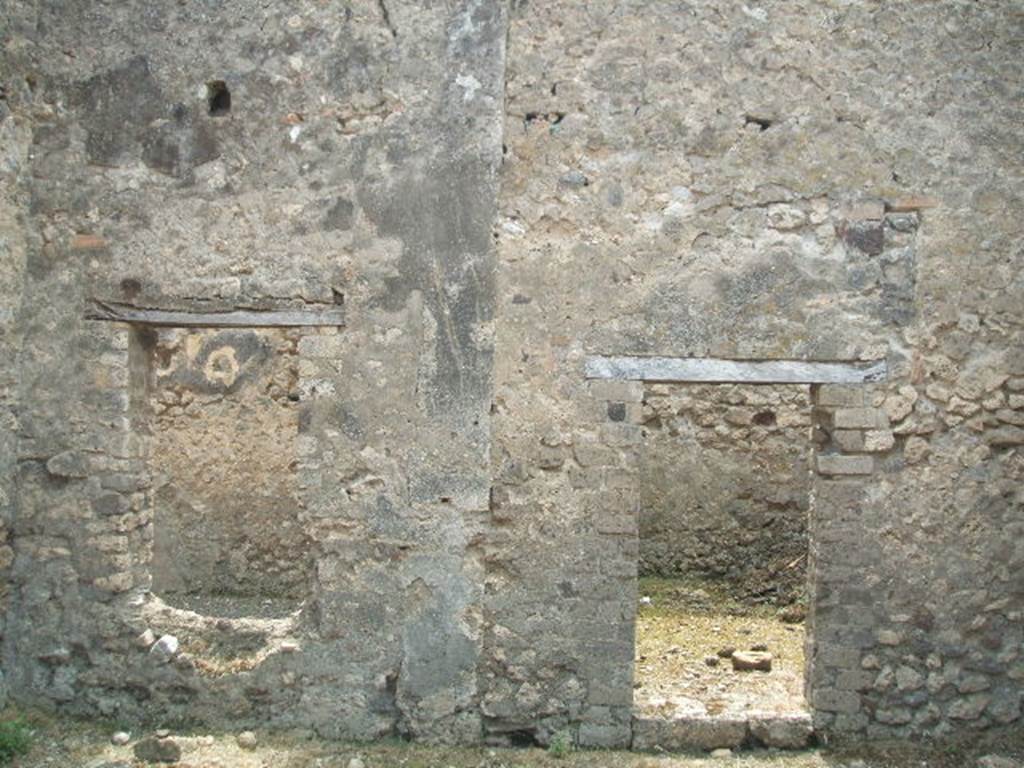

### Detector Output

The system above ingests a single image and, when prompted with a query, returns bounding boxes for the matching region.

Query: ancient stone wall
[638,384,810,603]
[0,62,34,708]
[0,0,1021,751]
[1,0,505,742]
[491,0,1022,746]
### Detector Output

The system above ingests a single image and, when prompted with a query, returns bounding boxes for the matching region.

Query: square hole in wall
[137,326,312,619]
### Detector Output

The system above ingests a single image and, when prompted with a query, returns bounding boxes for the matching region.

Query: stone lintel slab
[85,299,345,328]
[585,356,886,385]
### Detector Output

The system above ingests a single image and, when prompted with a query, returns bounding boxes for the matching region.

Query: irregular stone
[895,666,923,691]
[111,731,131,746]
[45,450,89,478]
[877,629,903,646]
[133,736,181,764]
[137,629,156,648]
[731,651,772,671]
[985,426,1024,447]
[904,436,931,464]
[958,674,991,694]
[948,694,991,720]
[884,385,918,422]
[149,635,179,662]
[995,409,1024,426]
[348,758,366,768]
[558,170,588,188]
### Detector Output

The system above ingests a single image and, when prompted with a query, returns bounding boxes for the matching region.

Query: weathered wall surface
[0,0,1021,751]
[0,58,34,708]
[1,0,505,743]
[146,328,310,601]
[638,384,810,603]
[490,0,1022,747]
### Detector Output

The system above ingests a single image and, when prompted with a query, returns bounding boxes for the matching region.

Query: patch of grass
[0,718,32,764]
[547,729,574,759]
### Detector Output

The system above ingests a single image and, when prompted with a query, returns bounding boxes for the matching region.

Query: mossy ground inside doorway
[634,576,808,720]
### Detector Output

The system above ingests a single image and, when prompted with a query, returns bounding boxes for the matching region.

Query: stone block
[599,423,642,447]
[656,715,748,751]
[630,717,662,751]
[593,512,630,536]
[863,429,895,452]
[836,669,875,692]
[813,689,862,714]
[833,407,888,429]
[816,385,866,407]
[886,195,939,212]
[841,200,885,221]
[587,380,644,403]
[816,454,874,476]
[749,713,813,749]
[576,722,631,749]
[832,429,865,452]
[70,233,108,250]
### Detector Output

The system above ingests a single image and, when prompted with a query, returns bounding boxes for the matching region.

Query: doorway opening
[633,383,811,725]
[139,326,313,620]
[584,353,886,749]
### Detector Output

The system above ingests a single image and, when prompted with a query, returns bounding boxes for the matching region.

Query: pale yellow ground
[634,577,807,719]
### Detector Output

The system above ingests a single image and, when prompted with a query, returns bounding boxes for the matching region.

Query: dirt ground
[634,577,807,720]
[3,706,1023,768]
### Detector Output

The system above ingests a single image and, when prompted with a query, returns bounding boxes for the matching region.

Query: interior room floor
[634,576,808,720]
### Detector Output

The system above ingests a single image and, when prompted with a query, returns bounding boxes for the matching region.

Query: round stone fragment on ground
[133,736,181,764]
[704,655,720,667]
[237,731,258,749]
[348,757,366,768]
[710,747,733,758]
[731,650,773,671]
[110,731,131,745]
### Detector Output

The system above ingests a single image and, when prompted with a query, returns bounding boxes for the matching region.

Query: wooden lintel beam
[584,355,886,385]
[85,299,345,328]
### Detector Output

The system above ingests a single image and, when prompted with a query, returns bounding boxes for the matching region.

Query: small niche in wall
[207,80,231,116]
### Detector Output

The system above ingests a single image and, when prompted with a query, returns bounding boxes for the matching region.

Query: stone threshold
[632,710,814,751]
